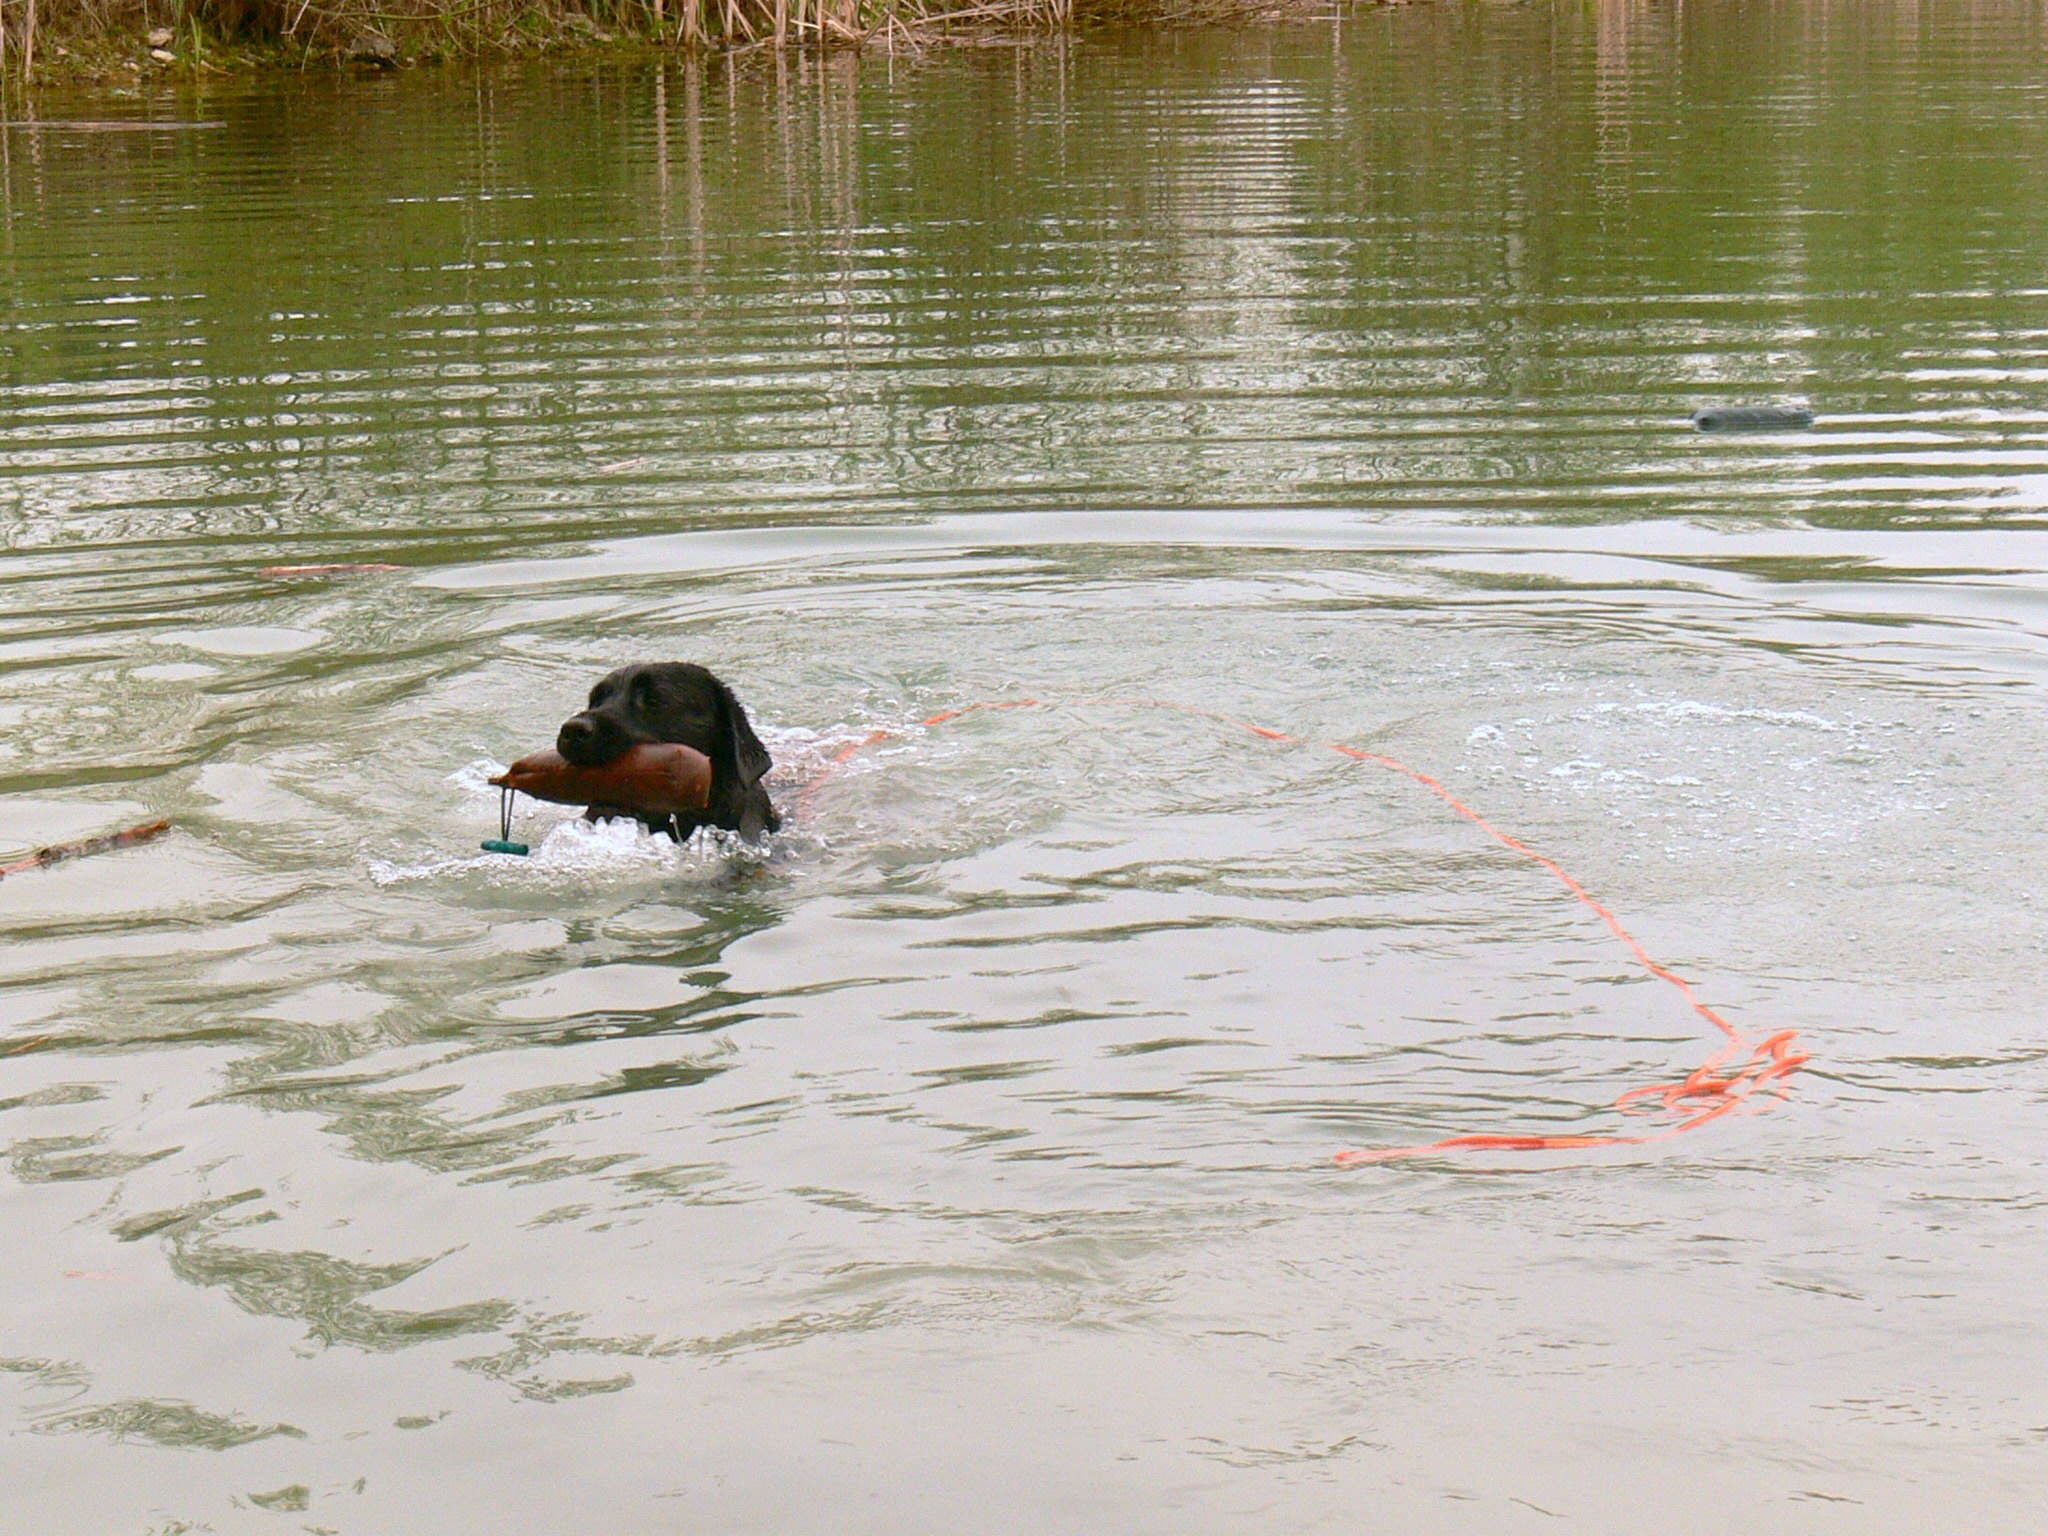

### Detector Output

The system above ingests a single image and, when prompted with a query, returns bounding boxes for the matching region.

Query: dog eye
[632,675,657,707]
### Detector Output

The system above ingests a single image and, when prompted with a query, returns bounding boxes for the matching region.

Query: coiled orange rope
[810,699,1809,1166]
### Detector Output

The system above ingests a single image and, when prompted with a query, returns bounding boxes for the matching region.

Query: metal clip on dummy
[482,785,528,856]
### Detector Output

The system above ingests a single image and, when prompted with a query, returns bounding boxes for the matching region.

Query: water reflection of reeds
[8,7,2048,564]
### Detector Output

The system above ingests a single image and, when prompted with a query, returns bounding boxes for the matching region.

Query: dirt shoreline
[3,0,1375,86]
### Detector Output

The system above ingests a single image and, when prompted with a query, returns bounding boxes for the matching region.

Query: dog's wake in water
[364,725,863,887]
[367,815,753,886]
[365,759,774,887]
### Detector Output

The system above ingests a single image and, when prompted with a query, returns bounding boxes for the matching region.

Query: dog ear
[711,677,773,792]
[716,682,777,843]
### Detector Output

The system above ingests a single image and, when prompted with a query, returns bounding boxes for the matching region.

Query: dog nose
[556,715,599,759]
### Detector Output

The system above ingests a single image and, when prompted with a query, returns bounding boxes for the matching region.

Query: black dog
[555,663,780,842]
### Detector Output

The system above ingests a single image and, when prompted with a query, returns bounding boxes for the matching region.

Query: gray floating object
[1691,405,1815,432]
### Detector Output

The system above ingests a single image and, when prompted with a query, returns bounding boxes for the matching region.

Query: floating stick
[259,563,404,577]
[1691,405,1815,432]
[0,818,170,879]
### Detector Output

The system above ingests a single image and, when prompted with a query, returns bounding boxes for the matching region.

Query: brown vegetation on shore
[3,0,1346,80]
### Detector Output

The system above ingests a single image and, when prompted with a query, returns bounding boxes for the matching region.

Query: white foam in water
[1618,697,1852,732]
[532,813,737,871]
[1452,685,1914,853]
[367,814,763,885]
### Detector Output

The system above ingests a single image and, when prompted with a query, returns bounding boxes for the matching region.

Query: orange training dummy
[489,743,713,819]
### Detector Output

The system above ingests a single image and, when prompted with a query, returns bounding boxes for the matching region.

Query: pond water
[5,3,2048,1531]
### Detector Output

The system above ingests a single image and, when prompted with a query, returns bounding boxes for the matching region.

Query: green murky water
[5,4,2048,1531]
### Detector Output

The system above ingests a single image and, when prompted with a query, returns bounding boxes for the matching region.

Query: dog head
[556,662,774,836]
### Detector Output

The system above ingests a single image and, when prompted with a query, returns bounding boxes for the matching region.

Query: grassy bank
[3,0,1347,80]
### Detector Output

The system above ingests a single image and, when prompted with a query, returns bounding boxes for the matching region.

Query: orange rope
[806,699,1809,1165]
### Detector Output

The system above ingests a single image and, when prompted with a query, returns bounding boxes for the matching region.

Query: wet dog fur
[555,663,780,842]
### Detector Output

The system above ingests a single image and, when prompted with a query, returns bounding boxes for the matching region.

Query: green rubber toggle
[481,839,530,856]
